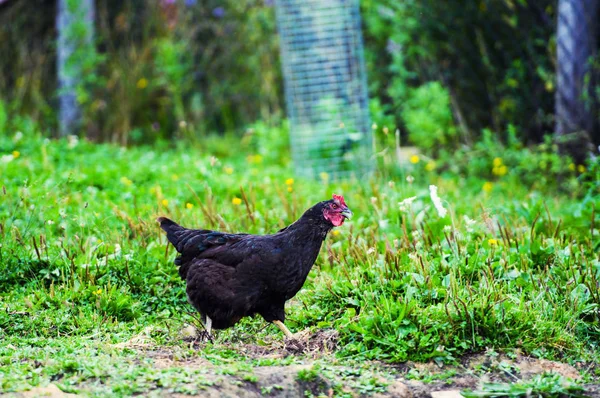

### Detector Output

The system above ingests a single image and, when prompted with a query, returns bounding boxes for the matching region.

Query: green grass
[462,373,587,398]
[1,128,599,394]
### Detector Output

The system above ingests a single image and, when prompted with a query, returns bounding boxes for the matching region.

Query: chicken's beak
[341,208,353,220]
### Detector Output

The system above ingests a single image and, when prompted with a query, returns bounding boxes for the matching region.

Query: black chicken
[158,194,352,339]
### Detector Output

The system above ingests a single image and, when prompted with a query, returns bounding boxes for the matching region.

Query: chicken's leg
[197,315,213,342]
[205,316,212,335]
[273,320,294,339]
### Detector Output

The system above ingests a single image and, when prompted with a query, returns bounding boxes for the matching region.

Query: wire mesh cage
[275,0,373,180]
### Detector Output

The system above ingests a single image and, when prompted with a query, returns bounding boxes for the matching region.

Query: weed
[462,373,587,398]
[261,384,284,395]
[297,366,320,383]
[242,374,259,384]
[406,369,458,384]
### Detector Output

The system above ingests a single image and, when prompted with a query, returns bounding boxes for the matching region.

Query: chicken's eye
[332,204,338,209]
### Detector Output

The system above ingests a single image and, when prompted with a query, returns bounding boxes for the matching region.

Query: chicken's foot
[198,316,214,342]
[272,320,294,339]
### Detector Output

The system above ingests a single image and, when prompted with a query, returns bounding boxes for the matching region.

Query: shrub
[401,81,457,152]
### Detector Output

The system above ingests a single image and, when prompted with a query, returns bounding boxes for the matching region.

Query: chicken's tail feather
[157,217,191,279]
[157,217,186,251]
[157,216,179,230]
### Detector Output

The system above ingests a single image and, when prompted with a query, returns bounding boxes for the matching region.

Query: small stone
[179,325,197,339]
[20,384,77,397]
[430,390,463,398]
[374,380,412,398]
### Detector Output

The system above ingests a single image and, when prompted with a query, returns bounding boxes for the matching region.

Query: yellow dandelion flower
[568,163,576,171]
[232,197,242,206]
[161,199,169,207]
[287,186,293,193]
[383,126,389,135]
[493,157,503,167]
[93,288,102,296]
[12,150,20,158]
[186,203,193,209]
[488,239,499,245]
[120,176,132,186]
[246,154,263,164]
[493,165,508,176]
[136,78,148,89]
[577,165,586,173]
[425,161,436,172]
[332,230,340,237]
[319,172,329,182]
[482,182,493,193]
[285,178,294,186]
[224,166,234,175]
[409,155,420,164]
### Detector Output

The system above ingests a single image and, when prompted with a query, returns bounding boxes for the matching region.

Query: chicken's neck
[282,216,333,241]
[276,216,332,298]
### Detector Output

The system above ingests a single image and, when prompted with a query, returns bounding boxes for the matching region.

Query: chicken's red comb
[332,194,346,206]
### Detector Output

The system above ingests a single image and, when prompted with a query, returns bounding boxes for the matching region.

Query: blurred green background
[0,0,598,155]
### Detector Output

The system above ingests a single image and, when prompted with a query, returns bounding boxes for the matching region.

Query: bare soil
[135,346,599,397]
[7,329,600,397]
[131,329,599,397]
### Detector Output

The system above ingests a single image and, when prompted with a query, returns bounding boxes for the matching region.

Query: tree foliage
[362,0,560,145]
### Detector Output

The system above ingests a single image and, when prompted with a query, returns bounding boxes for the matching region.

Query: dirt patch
[396,351,599,398]
[142,347,213,369]
[287,328,339,355]
[107,330,598,397]
[179,327,339,360]
[236,328,339,358]
[110,329,410,397]
[517,357,580,379]
[10,384,77,397]
[459,350,581,380]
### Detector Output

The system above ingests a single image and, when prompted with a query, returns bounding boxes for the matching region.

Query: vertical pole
[56,0,95,136]
[555,0,599,160]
